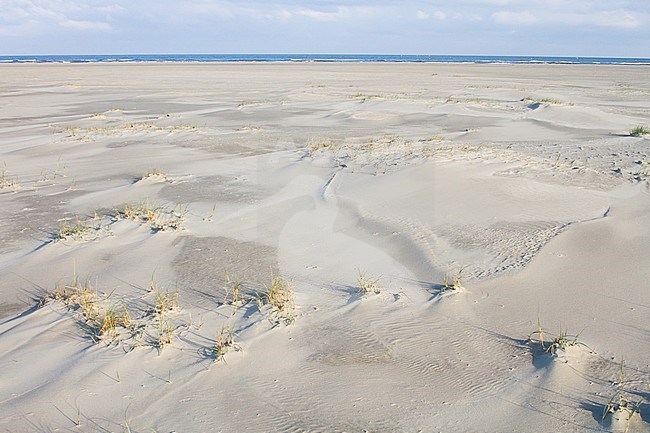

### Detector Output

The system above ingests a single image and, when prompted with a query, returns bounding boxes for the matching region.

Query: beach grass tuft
[257,274,296,325]
[0,164,19,190]
[99,303,131,340]
[43,277,100,322]
[602,360,645,432]
[57,219,92,241]
[441,269,465,292]
[153,319,174,352]
[527,314,582,356]
[545,329,580,355]
[153,290,180,317]
[56,213,112,242]
[306,139,339,156]
[630,125,650,137]
[522,96,566,106]
[357,270,381,295]
[116,201,186,232]
[211,326,241,364]
[140,167,171,182]
[602,393,644,432]
[38,271,193,351]
[223,273,248,314]
[40,277,135,343]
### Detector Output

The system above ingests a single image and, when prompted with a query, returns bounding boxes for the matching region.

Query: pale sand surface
[0,63,649,432]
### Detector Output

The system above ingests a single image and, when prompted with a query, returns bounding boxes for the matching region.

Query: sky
[1,0,649,57]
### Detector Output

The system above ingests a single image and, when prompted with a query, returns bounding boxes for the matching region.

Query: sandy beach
[0,62,648,432]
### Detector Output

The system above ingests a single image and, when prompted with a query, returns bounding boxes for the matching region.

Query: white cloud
[434,10,447,20]
[295,7,351,21]
[286,5,380,22]
[492,8,642,29]
[451,12,483,21]
[491,11,538,25]
[172,2,235,19]
[60,19,112,30]
[0,0,116,35]
[462,0,516,4]
[95,4,126,14]
[571,10,641,29]
[0,20,38,37]
[1,0,648,55]
[415,9,448,21]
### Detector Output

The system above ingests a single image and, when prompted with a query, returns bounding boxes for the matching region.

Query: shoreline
[2,53,650,66]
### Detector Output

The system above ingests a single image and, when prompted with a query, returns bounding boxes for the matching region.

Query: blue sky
[1,1,649,57]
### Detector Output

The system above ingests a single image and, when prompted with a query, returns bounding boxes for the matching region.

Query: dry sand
[0,63,649,432]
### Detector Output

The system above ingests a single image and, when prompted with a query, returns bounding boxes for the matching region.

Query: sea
[1,54,649,65]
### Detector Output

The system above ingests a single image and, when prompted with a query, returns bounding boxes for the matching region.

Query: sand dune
[0,63,649,432]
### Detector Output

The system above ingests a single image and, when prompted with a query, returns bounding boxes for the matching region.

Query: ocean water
[1,54,649,64]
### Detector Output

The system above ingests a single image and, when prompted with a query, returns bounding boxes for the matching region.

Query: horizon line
[2,53,650,60]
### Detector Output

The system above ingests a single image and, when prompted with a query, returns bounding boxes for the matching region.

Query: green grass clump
[140,168,170,182]
[441,269,465,292]
[146,289,181,353]
[56,213,111,242]
[43,277,100,322]
[527,315,582,356]
[119,201,161,223]
[545,329,580,355]
[0,165,19,190]
[211,326,241,364]
[39,273,189,350]
[41,277,132,343]
[307,139,339,156]
[57,220,92,241]
[223,273,248,314]
[257,275,296,325]
[522,96,565,105]
[152,290,180,317]
[630,125,650,137]
[602,393,644,432]
[602,360,645,432]
[99,303,131,340]
[153,319,174,352]
[357,270,381,295]
[116,201,185,232]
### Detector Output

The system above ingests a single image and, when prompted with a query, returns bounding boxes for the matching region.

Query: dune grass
[211,326,241,364]
[522,96,567,106]
[545,329,581,355]
[257,274,296,325]
[223,273,248,314]
[357,270,381,295]
[602,392,644,432]
[630,125,650,137]
[153,319,174,352]
[41,277,135,343]
[0,165,19,190]
[58,120,198,142]
[57,219,93,241]
[116,201,186,232]
[527,315,582,356]
[99,303,131,340]
[148,269,158,293]
[602,361,645,432]
[152,290,180,317]
[44,277,101,323]
[56,213,111,242]
[40,271,187,349]
[139,168,171,182]
[441,269,465,292]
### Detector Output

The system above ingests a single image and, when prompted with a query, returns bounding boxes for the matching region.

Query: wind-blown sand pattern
[0,63,649,432]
